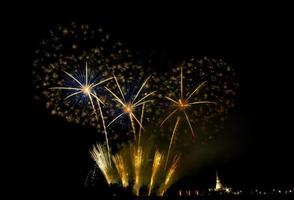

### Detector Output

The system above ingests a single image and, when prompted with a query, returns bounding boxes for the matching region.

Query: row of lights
[178,188,293,196]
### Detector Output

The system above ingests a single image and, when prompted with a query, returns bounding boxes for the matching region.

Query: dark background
[8,3,292,199]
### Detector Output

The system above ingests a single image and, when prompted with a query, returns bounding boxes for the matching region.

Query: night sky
[15,4,293,198]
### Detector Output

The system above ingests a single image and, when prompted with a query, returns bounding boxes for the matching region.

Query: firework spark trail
[50,63,113,162]
[133,145,143,196]
[148,150,164,196]
[105,74,155,141]
[88,90,100,124]
[183,110,194,137]
[159,154,181,196]
[186,81,207,101]
[113,72,126,102]
[132,75,151,103]
[93,92,112,165]
[180,65,184,99]
[133,91,157,106]
[164,117,180,173]
[130,113,137,141]
[138,103,145,148]
[160,109,178,127]
[91,144,117,185]
[112,153,129,187]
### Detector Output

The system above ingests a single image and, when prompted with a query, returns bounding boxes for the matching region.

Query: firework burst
[91,144,118,185]
[160,57,239,139]
[148,150,164,196]
[132,145,143,196]
[105,74,156,142]
[159,154,181,196]
[161,66,217,136]
[112,152,129,188]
